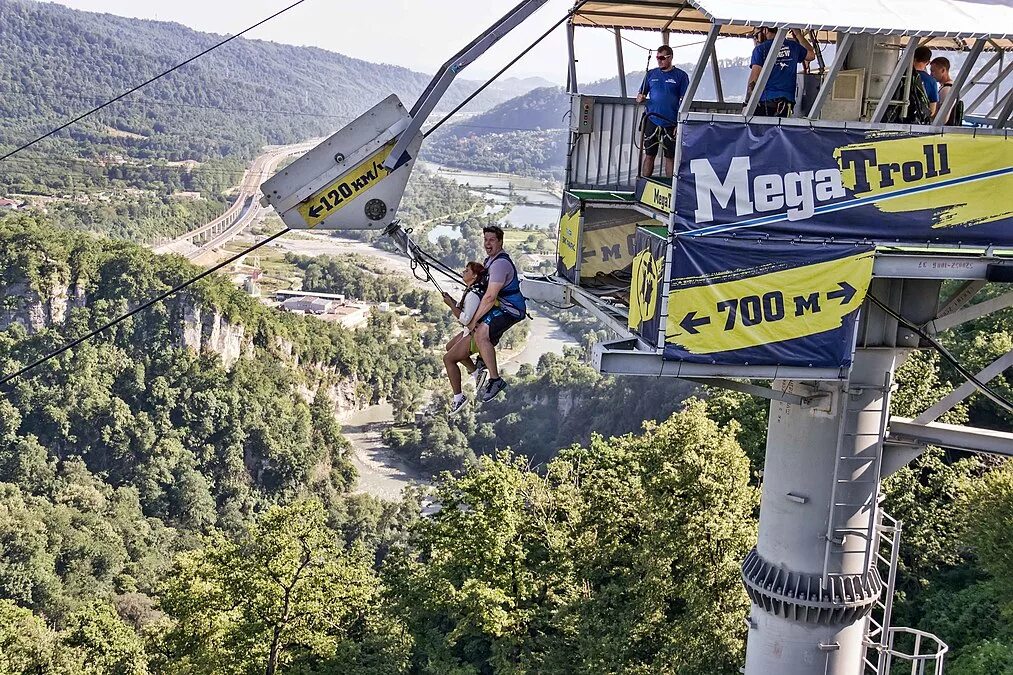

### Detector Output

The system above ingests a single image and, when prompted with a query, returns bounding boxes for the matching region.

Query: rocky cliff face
[178,302,252,368]
[0,281,253,368]
[0,281,366,415]
[0,281,87,333]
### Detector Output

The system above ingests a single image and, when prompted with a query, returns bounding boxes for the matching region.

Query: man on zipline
[466,225,527,405]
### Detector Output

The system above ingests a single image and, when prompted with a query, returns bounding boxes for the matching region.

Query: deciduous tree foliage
[387,400,757,674]
[158,500,409,675]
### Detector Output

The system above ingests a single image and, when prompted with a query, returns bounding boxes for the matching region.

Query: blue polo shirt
[917,69,939,103]
[639,67,690,126]
[750,38,808,102]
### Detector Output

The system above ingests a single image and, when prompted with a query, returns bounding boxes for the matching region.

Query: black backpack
[904,70,933,125]
[885,69,932,125]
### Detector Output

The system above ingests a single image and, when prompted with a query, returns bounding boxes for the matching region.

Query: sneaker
[472,356,488,383]
[472,357,487,388]
[449,395,468,415]
[480,377,507,403]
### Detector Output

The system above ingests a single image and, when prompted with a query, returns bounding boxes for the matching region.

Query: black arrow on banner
[308,204,325,219]
[826,281,857,305]
[680,311,711,334]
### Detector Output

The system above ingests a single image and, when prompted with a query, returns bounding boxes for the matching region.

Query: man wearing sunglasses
[746,27,815,117]
[636,45,689,178]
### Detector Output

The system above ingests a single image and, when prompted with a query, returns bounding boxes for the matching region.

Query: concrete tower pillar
[742,349,901,675]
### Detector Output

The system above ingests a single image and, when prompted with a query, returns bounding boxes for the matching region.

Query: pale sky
[42,0,752,83]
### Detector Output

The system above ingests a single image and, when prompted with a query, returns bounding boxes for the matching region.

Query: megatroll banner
[674,121,1013,246]
[664,238,874,367]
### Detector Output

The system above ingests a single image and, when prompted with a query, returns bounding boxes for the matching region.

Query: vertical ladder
[823,374,892,581]
[864,510,902,674]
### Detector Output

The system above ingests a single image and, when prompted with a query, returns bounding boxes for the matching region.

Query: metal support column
[615,29,627,97]
[682,24,720,113]
[871,40,920,123]
[710,47,725,103]
[807,32,855,119]
[932,38,985,125]
[567,20,578,94]
[743,349,901,675]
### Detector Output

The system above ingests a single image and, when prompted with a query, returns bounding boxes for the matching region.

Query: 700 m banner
[664,238,874,368]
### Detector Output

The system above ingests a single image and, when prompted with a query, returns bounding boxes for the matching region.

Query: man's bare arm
[746,64,762,101]
[469,281,504,331]
[792,29,816,63]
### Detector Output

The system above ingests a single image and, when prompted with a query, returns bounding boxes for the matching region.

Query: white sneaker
[472,359,487,389]
[449,395,468,415]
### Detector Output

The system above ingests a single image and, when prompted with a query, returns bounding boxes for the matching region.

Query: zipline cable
[0,0,310,164]
[867,294,1013,415]
[424,6,581,139]
[0,229,290,388]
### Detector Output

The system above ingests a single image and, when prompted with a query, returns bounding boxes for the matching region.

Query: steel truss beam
[890,417,1013,456]
[681,376,831,407]
[925,290,1013,335]
[592,339,848,381]
[915,347,1013,424]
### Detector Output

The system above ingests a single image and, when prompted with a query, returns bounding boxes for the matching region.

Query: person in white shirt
[441,261,486,413]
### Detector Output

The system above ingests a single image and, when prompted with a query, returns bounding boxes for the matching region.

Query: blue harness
[487,250,527,319]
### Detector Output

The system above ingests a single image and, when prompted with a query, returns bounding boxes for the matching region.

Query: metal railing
[568,95,642,192]
[864,510,948,675]
[882,627,949,675]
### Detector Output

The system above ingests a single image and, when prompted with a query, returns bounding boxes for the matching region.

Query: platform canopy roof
[571,0,1013,49]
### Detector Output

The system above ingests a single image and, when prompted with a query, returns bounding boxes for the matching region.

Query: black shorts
[481,307,522,345]
[642,117,677,159]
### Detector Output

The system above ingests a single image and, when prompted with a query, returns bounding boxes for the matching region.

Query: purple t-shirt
[485,254,514,288]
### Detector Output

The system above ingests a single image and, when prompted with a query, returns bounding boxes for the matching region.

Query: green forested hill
[0,0,539,193]
[423,60,752,175]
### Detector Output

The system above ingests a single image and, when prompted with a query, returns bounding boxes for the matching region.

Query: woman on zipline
[441,261,487,414]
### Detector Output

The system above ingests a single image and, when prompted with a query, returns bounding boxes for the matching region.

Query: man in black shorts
[636,45,689,178]
[466,225,527,402]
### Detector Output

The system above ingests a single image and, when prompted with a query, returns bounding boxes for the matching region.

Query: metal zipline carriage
[259,2,1013,673]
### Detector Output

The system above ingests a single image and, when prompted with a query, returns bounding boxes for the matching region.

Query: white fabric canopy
[572,0,1013,48]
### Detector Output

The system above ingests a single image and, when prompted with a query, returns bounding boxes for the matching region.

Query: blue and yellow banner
[628,226,667,346]
[556,192,582,283]
[664,238,874,367]
[675,121,1013,246]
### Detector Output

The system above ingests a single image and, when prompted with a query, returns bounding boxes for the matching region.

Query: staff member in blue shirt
[636,45,690,178]
[746,27,815,117]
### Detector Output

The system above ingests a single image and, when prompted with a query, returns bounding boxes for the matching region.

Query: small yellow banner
[297,144,394,227]
[557,207,580,271]
[665,251,874,354]
[639,181,673,212]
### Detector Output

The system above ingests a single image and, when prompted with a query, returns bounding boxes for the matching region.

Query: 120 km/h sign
[297,143,395,228]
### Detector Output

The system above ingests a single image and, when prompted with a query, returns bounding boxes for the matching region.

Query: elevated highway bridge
[153,140,317,260]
